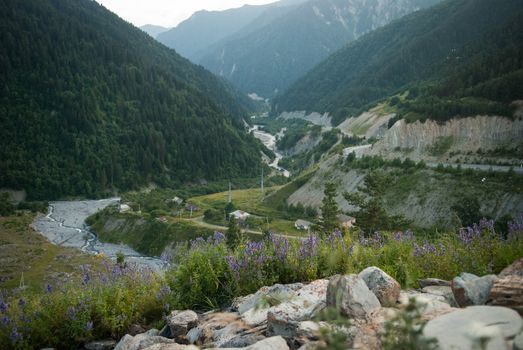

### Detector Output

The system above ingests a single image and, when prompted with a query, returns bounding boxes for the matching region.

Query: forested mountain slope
[197,0,440,98]
[0,0,262,199]
[274,0,523,125]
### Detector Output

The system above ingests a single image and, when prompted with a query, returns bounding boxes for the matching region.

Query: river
[250,125,291,178]
[32,199,167,271]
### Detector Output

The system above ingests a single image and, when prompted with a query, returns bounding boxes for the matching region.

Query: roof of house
[295,219,312,227]
[337,214,356,222]
[230,210,250,217]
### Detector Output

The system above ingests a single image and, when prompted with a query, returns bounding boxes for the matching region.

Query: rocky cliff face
[371,115,523,163]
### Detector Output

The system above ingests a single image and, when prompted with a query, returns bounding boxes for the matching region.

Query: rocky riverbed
[32,199,167,271]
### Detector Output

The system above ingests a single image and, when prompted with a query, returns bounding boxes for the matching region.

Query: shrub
[0,262,171,349]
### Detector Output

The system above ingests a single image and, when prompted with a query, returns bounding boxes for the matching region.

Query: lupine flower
[67,306,77,321]
[1,316,10,325]
[212,232,225,245]
[18,299,25,308]
[0,301,7,313]
[226,255,240,279]
[10,326,21,343]
[156,285,171,300]
[299,235,318,259]
[85,321,93,332]
[45,284,52,294]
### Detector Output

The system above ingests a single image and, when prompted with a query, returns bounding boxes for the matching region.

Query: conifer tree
[316,182,340,235]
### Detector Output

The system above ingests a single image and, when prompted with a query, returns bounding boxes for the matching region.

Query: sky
[95,0,277,28]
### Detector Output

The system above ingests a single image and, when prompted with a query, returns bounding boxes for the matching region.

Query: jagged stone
[166,310,198,338]
[186,312,263,348]
[423,306,523,350]
[237,280,328,327]
[141,344,197,350]
[451,273,496,307]
[84,340,117,350]
[214,336,290,350]
[488,275,523,316]
[418,278,451,289]
[114,332,174,350]
[422,286,458,307]
[326,274,381,319]
[358,266,401,307]
[399,290,455,320]
[499,258,523,277]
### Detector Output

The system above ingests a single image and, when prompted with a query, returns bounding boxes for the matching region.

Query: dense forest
[273,0,523,125]
[0,0,262,200]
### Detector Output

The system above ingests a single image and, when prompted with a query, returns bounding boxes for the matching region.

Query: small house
[295,219,312,231]
[229,210,251,221]
[166,196,183,205]
[337,214,356,228]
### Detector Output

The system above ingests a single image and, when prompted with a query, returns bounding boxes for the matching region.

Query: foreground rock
[398,290,455,320]
[358,267,401,307]
[451,273,496,307]
[327,274,381,319]
[84,340,117,350]
[166,310,199,341]
[234,280,328,328]
[187,312,264,347]
[423,306,523,350]
[489,258,523,315]
[114,329,174,350]
[418,278,450,288]
[214,336,289,350]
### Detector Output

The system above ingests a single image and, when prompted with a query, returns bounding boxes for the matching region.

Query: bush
[0,262,171,349]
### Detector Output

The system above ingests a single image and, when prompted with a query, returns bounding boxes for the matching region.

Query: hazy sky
[96,0,276,28]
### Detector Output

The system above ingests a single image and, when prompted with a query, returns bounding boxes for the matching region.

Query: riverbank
[32,199,167,271]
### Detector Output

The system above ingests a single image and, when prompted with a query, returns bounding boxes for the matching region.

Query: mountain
[140,24,171,38]
[274,0,523,124]
[196,0,440,98]
[0,0,263,200]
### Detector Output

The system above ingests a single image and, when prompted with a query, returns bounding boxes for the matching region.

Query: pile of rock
[108,259,523,350]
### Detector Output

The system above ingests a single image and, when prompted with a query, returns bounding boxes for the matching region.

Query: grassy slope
[0,214,102,291]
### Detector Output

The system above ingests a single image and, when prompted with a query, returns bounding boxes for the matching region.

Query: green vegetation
[87,208,214,256]
[0,0,262,200]
[428,136,455,157]
[0,214,103,291]
[274,0,523,125]
[168,218,523,310]
[344,171,412,234]
[315,183,341,234]
[279,129,340,173]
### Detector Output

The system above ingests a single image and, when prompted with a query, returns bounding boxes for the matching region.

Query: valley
[1,0,522,348]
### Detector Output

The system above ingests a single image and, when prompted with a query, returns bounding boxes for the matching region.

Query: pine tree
[227,217,242,249]
[316,182,340,235]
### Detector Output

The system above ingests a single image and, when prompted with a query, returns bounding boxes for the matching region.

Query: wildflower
[45,284,52,294]
[18,298,25,308]
[85,321,93,332]
[225,255,240,279]
[212,232,225,245]
[67,306,77,321]
[156,285,171,300]
[10,326,22,343]
[1,316,10,325]
[0,301,7,313]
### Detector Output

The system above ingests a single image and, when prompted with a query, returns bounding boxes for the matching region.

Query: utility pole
[228,181,232,203]
[261,167,264,196]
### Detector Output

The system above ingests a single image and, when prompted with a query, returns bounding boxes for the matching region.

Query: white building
[229,210,251,221]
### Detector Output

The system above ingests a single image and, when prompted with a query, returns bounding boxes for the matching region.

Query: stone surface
[186,312,264,348]
[84,340,117,350]
[358,266,401,306]
[418,278,451,288]
[514,332,523,350]
[114,332,174,350]
[326,274,381,319]
[499,258,523,277]
[166,310,198,338]
[237,280,328,327]
[215,336,290,350]
[489,275,523,316]
[452,273,496,307]
[423,306,523,350]
[142,344,196,350]
[422,285,458,307]
[399,290,455,320]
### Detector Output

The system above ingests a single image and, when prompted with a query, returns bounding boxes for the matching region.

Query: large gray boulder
[452,273,496,307]
[114,331,174,350]
[84,340,117,350]
[418,278,451,288]
[326,274,381,319]
[423,306,523,350]
[166,310,198,338]
[235,280,328,327]
[215,336,290,350]
[514,332,523,350]
[398,290,455,319]
[358,267,401,306]
[422,285,458,307]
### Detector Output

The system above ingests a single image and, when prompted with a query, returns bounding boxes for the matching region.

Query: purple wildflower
[18,298,25,308]
[45,284,52,294]
[212,232,226,245]
[156,285,171,300]
[1,316,10,325]
[85,321,93,332]
[0,301,7,313]
[67,306,77,321]
[226,255,240,279]
[10,326,22,343]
